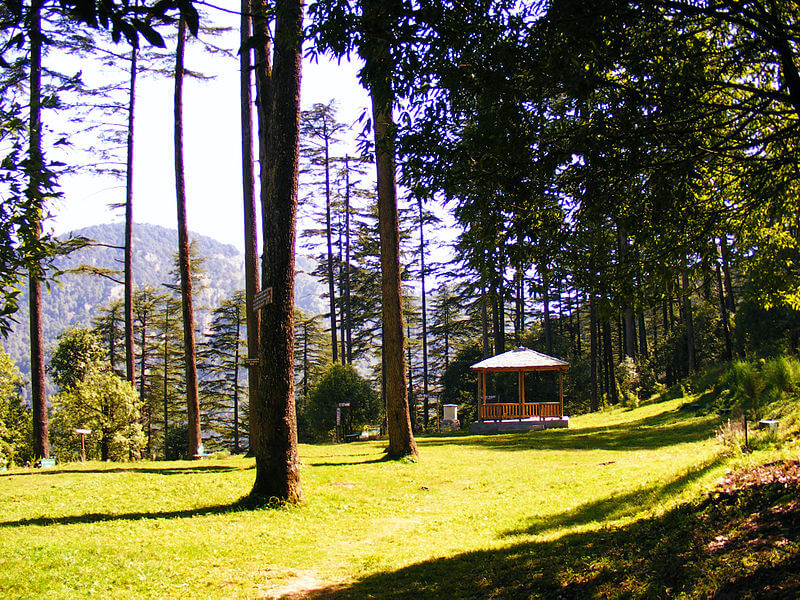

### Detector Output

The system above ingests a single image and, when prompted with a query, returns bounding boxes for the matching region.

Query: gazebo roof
[470,346,570,372]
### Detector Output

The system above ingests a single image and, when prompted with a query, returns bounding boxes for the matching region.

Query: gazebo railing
[480,401,562,421]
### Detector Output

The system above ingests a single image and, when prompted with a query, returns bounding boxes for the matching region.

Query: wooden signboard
[253,287,273,311]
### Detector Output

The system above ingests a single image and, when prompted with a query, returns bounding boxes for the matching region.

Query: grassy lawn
[1,397,794,599]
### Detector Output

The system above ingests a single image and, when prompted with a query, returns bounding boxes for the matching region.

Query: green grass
[0,396,792,599]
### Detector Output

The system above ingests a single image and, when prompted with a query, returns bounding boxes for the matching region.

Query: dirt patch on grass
[265,571,332,599]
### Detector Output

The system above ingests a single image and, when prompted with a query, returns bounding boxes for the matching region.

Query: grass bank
[1,396,794,599]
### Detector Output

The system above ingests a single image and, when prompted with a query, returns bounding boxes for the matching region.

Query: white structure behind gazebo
[470,347,569,433]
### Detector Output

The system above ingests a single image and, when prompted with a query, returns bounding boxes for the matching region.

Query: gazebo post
[518,369,525,422]
[481,371,486,422]
[559,370,564,418]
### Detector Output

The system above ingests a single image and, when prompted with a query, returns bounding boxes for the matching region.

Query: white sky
[52,6,372,252]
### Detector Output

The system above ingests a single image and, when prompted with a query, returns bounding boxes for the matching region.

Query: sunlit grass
[0,397,758,599]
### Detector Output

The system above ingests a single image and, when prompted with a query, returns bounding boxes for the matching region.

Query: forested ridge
[2,222,324,383]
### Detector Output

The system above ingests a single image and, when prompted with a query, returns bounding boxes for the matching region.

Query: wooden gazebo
[470,347,569,432]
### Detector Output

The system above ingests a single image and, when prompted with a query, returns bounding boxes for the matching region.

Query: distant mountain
[3,222,326,382]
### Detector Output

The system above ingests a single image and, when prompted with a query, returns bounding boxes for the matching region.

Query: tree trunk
[163,302,170,459]
[101,430,109,461]
[556,280,564,338]
[302,320,309,397]
[637,307,648,359]
[664,287,674,386]
[139,313,147,454]
[417,197,430,430]
[233,303,241,452]
[542,272,553,355]
[716,259,733,362]
[338,217,346,362]
[251,0,304,501]
[365,12,418,458]
[682,270,696,374]
[515,270,524,342]
[323,125,339,363]
[407,323,416,433]
[603,316,618,404]
[624,306,636,359]
[27,0,48,459]
[574,290,581,358]
[589,294,598,412]
[491,284,505,356]
[344,156,353,364]
[124,37,137,391]
[174,16,202,458]
[481,284,490,357]
[241,0,261,454]
[720,234,736,313]
[618,226,636,359]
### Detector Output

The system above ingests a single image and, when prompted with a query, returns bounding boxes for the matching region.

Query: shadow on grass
[502,453,725,538]
[310,458,386,467]
[0,492,280,528]
[0,463,253,478]
[301,476,799,600]
[419,410,720,454]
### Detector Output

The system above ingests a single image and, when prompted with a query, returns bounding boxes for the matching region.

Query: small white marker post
[74,429,91,463]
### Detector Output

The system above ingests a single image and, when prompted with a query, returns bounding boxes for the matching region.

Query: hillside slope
[3,222,325,380]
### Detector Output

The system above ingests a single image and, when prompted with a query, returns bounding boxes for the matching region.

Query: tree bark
[240,0,261,454]
[163,302,170,458]
[233,303,241,452]
[417,197,430,429]
[603,315,618,404]
[574,290,581,358]
[682,270,696,374]
[323,123,339,363]
[174,16,202,458]
[371,95,418,458]
[624,306,636,359]
[637,307,648,359]
[542,272,552,355]
[491,284,504,356]
[364,27,418,458]
[589,294,598,412]
[27,0,48,459]
[344,156,353,364]
[481,284,490,357]
[716,259,733,362]
[251,0,304,501]
[125,37,137,391]
[356,0,419,459]
[719,234,736,313]
[139,310,147,454]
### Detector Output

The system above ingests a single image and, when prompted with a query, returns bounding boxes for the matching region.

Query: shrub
[165,425,189,460]
[762,356,800,394]
[715,418,745,455]
[51,372,144,461]
[723,360,764,412]
[303,364,381,442]
[0,345,32,467]
[616,357,640,407]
